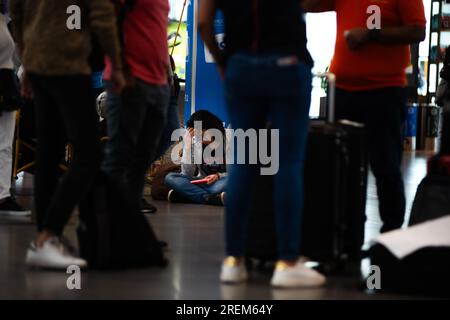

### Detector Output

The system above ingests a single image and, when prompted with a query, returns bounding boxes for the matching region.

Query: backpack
[151,162,181,201]
[78,173,168,270]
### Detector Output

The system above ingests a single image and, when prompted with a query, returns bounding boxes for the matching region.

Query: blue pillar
[185,0,228,125]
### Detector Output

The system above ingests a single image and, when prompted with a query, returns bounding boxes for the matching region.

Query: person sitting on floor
[165,110,227,206]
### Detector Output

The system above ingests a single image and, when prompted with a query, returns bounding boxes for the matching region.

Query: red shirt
[317,0,426,91]
[105,0,170,85]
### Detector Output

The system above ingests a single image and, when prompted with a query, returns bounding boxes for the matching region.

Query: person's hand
[111,68,126,94]
[344,28,370,51]
[20,72,33,99]
[205,174,219,185]
[168,74,175,95]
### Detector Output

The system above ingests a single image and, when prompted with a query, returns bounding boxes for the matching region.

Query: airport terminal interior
[1,0,450,301]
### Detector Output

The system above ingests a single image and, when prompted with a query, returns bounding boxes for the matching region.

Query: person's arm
[167,55,174,91]
[87,0,125,92]
[8,0,32,98]
[198,0,224,78]
[345,26,426,51]
[181,129,197,178]
[345,0,426,50]
[301,0,335,13]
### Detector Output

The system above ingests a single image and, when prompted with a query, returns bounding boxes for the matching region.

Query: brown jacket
[9,0,121,76]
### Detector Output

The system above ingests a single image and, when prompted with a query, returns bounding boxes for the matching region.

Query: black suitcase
[246,73,368,273]
[77,173,168,270]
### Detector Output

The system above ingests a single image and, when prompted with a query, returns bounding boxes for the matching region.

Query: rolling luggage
[246,73,368,273]
[77,173,168,270]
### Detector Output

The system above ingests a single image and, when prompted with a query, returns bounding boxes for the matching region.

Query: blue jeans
[224,53,312,261]
[102,79,169,210]
[165,172,227,204]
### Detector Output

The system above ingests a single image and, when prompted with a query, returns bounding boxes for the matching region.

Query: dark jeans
[102,79,169,209]
[165,172,227,204]
[224,53,312,261]
[28,74,101,235]
[335,87,407,232]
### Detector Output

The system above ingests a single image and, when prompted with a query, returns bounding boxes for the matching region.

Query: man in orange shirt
[303,0,426,233]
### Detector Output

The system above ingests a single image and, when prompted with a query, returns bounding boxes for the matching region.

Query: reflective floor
[0,152,430,299]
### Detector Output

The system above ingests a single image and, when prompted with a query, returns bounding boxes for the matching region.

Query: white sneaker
[26,237,87,270]
[271,260,326,288]
[220,257,248,284]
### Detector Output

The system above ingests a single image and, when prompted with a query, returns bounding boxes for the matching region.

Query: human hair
[186,110,225,134]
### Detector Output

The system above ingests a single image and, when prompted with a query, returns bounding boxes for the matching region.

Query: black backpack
[77,173,168,270]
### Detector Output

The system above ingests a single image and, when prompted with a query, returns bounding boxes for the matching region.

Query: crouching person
[165,110,227,206]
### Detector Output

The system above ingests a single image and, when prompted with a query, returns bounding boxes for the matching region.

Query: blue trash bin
[405,104,418,150]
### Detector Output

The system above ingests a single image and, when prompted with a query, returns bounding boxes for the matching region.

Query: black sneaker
[140,198,157,214]
[0,197,31,216]
[205,192,225,206]
[167,190,192,203]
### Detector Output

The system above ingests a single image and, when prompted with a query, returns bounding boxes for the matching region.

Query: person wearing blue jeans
[165,110,227,206]
[199,0,326,288]
[140,59,181,214]
[165,173,227,205]
[102,80,169,212]
[101,0,170,215]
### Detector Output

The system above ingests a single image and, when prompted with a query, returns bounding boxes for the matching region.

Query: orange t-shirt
[319,0,426,91]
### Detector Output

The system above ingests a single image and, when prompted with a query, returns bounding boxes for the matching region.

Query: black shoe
[167,190,191,203]
[0,197,31,216]
[140,198,157,214]
[205,193,225,206]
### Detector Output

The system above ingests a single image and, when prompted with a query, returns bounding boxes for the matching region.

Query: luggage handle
[314,72,336,124]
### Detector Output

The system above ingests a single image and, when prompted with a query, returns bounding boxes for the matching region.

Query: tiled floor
[0,151,431,299]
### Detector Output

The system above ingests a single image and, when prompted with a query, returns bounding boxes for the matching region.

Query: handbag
[0,68,23,115]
